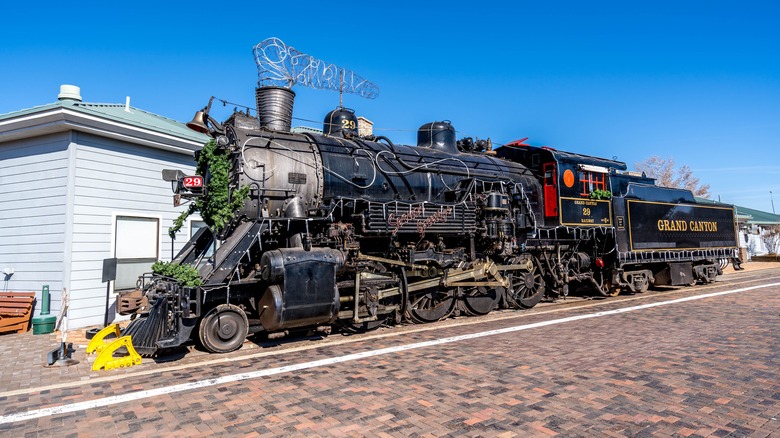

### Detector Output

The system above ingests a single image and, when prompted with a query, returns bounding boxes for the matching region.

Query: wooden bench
[0,292,36,334]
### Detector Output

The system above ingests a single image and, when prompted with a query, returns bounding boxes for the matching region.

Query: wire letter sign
[252,37,379,100]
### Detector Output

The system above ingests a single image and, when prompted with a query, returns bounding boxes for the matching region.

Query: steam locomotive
[119,85,741,355]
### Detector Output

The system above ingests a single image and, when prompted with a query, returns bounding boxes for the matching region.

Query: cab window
[579,171,606,196]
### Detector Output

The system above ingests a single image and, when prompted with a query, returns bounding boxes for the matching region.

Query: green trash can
[32,315,57,335]
[31,285,57,335]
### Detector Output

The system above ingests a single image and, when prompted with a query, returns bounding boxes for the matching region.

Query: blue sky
[2,1,779,212]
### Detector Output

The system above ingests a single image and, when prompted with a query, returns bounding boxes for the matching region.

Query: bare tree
[634,156,711,198]
[762,225,780,255]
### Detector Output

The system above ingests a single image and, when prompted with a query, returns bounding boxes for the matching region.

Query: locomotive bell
[417,121,457,154]
[186,110,210,134]
[323,107,358,137]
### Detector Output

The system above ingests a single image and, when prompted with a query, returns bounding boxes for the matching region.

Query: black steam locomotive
[119,85,741,355]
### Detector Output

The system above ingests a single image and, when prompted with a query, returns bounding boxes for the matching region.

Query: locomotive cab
[496,143,625,228]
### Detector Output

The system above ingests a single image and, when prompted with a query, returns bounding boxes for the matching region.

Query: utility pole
[772,190,776,214]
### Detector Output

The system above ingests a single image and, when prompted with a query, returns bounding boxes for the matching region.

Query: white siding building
[0,85,209,329]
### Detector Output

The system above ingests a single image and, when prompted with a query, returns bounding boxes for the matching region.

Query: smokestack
[255,86,295,132]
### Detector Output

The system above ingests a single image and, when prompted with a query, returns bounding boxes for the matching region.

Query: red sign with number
[182,175,204,189]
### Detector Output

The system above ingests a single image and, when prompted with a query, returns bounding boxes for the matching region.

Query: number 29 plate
[182,175,204,189]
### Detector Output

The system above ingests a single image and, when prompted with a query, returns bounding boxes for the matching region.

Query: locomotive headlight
[162,169,185,194]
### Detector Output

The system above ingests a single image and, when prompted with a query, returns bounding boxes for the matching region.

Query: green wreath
[168,139,250,238]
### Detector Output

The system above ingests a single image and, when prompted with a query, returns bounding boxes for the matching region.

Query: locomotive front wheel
[339,265,406,334]
[198,304,249,354]
[339,318,385,334]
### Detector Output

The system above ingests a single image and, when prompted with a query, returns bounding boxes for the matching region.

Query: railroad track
[2,267,777,400]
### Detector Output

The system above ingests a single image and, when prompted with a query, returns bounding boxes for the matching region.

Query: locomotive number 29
[182,175,204,189]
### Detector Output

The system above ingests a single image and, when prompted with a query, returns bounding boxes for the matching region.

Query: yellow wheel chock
[86,324,122,355]
[91,336,142,371]
[86,324,142,371]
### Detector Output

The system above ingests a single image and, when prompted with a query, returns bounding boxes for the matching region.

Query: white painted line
[1,282,777,425]
[0,275,766,400]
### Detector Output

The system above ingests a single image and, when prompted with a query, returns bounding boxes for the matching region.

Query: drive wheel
[199,304,248,353]
[461,286,500,316]
[508,255,545,309]
[407,287,456,323]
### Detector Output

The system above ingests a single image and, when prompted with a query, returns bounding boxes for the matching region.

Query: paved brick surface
[0,266,778,437]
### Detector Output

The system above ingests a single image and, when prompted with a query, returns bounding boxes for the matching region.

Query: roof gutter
[0,107,206,154]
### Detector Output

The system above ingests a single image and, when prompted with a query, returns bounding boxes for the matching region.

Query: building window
[579,171,606,196]
[191,220,206,238]
[190,219,214,262]
[115,216,159,291]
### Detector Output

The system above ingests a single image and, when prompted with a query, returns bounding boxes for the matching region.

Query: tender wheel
[461,286,500,316]
[198,304,248,353]
[407,287,456,323]
[633,275,649,293]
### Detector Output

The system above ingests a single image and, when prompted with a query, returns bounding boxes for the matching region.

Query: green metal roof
[695,197,780,225]
[291,125,323,134]
[733,205,780,224]
[0,98,209,144]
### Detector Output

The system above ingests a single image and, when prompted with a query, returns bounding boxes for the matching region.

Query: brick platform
[0,266,778,437]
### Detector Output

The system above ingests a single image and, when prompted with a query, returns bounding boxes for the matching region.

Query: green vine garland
[588,189,612,200]
[151,261,203,287]
[168,139,250,238]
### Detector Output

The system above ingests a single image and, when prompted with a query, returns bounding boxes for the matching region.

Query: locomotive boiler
[118,39,741,356]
